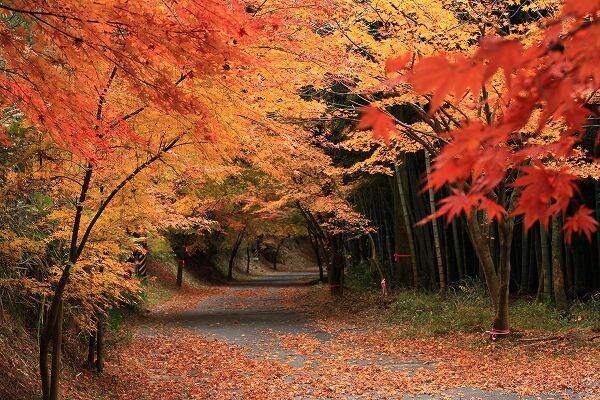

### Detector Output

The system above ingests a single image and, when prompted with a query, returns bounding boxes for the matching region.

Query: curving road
[135,270,583,400]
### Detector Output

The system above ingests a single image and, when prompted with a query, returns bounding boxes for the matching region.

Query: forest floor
[65,264,600,400]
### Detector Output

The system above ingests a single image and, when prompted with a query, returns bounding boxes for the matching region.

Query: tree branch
[75,136,182,259]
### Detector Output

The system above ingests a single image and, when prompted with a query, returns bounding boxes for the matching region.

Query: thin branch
[0,4,129,26]
[109,71,190,128]
[75,136,182,259]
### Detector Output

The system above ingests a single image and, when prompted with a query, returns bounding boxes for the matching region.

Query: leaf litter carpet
[69,272,599,399]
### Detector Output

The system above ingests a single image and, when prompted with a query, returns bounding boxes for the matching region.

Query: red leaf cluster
[564,206,598,243]
[363,0,600,241]
[0,1,265,158]
[357,106,395,145]
[513,165,579,229]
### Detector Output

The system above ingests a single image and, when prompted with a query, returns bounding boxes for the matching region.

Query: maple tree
[360,0,599,330]
[286,0,566,299]
[0,1,271,399]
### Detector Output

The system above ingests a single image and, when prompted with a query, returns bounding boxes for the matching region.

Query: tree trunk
[596,181,600,279]
[85,330,96,370]
[393,161,418,287]
[535,227,544,301]
[40,317,50,400]
[492,260,510,330]
[308,227,325,282]
[176,259,184,288]
[540,225,552,302]
[383,218,395,277]
[451,220,465,280]
[228,230,245,280]
[551,216,568,309]
[466,213,500,308]
[492,217,514,331]
[95,315,105,373]
[519,227,529,293]
[565,242,574,298]
[297,204,329,283]
[329,237,344,296]
[367,233,385,284]
[246,244,251,274]
[49,301,63,400]
[424,152,445,290]
[406,157,436,289]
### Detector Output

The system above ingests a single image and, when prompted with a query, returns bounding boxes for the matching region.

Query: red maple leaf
[475,36,524,87]
[513,165,578,229]
[385,52,413,75]
[406,53,484,111]
[479,197,506,221]
[0,129,10,147]
[357,106,395,145]
[419,189,480,224]
[563,206,598,244]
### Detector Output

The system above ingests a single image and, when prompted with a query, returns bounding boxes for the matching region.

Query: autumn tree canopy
[362,0,599,239]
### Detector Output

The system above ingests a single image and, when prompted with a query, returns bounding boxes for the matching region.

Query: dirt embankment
[211,237,319,279]
[0,312,39,400]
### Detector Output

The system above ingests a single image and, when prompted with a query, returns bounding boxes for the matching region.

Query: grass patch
[147,233,177,261]
[386,282,600,337]
[142,281,175,305]
[386,283,493,336]
[509,295,600,332]
[345,260,387,291]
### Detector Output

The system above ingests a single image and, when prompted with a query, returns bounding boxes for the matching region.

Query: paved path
[139,271,582,399]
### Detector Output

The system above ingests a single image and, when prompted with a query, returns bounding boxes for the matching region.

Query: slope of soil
[0,312,39,400]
